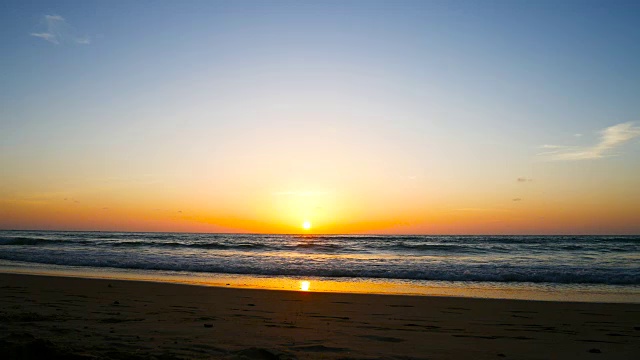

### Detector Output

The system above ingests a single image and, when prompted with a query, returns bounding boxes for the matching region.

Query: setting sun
[302,221,311,231]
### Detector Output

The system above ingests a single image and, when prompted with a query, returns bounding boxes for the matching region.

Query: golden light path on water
[1,261,639,303]
[300,280,310,291]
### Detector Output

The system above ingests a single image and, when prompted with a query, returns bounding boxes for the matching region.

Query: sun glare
[300,281,310,291]
[302,220,311,230]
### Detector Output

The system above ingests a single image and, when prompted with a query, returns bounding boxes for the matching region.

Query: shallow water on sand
[1,259,639,303]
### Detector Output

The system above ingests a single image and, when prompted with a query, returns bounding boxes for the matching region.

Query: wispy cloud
[516,177,532,182]
[539,122,640,161]
[540,144,574,150]
[30,14,91,45]
[30,32,57,42]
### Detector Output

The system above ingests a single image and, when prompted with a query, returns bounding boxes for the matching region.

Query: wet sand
[1,273,639,359]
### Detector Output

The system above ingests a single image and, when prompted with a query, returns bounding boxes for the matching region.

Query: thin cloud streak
[540,122,640,161]
[30,14,91,45]
[30,32,58,43]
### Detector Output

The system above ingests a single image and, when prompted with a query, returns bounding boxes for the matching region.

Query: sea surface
[1,231,639,302]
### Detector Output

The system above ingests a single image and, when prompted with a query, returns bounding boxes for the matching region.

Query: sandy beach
[0,273,638,359]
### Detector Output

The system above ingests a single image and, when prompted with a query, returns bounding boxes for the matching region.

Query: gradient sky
[1,0,639,234]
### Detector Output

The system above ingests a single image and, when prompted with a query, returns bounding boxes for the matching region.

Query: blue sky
[3,1,639,137]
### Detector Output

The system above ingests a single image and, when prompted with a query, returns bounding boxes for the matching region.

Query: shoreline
[2,273,639,359]
[1,260,639,304]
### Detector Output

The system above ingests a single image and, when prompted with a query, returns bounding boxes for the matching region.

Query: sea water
[1,231,638,302]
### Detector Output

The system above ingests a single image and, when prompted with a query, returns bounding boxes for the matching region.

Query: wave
[2,234,639,258]
[0,238,489,255]
[110,241,268,250]
[0,237,85,246]
[293,242,343,251]
[390,243,483,253]
[0,236,270,250]
[0,249,638,285]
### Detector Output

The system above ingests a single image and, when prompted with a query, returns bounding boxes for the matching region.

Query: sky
[1,0,639,234]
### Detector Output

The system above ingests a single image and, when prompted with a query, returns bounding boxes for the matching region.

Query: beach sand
[1,273,638,359]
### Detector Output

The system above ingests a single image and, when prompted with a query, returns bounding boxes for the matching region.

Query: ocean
[1,231,639,302]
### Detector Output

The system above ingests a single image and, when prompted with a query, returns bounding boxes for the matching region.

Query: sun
[302,220,312,230]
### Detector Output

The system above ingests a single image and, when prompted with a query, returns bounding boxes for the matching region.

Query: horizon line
[2,228,638,237]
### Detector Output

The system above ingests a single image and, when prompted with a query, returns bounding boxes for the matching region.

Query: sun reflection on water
[300,280,310,291]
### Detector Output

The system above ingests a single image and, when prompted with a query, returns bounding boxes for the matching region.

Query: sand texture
[1,273,639,359]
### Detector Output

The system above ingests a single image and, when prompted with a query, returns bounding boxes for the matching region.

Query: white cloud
[45,14,64,21]
[539,122,640,161]
[30,14,90,45]
[540,144,574,149]
[75,36,91,45]
[30,32,59,44]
